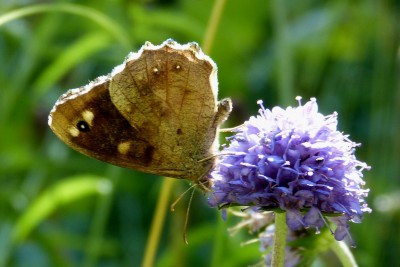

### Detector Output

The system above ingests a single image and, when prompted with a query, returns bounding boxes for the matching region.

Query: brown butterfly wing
[109,41,226,180]
[48,79,176,176]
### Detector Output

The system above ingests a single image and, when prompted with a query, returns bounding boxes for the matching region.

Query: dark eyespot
[315,157,324,164]
[77,121,90,132]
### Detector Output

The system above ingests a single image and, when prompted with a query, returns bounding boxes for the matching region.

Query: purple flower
[208,97,371,241]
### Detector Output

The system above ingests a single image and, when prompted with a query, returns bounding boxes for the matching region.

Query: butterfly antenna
[170,183,197,212]
[195,178,210,192]
[183,186,196,245]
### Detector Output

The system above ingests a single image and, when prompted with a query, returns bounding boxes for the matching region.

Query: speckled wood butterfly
[48,39,231,183]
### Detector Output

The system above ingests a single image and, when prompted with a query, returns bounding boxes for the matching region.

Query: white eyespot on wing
[81,110,95,126]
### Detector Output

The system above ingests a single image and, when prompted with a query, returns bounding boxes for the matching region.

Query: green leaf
[0,3,130,48]
[12,175,113,243]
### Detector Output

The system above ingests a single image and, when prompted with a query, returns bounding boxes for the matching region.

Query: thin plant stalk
[271,0,294,105]
[202,0,227,54]
[331,241,358,267]
[141,0,226,265]
[141,178,174,267]
[271,212,287,267]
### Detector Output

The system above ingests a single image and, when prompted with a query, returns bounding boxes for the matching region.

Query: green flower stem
[271,212,287,267]
[331,241,358,267]
[141,178,174,267]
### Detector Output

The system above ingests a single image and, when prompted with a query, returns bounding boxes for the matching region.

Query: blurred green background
[0,0,398,266]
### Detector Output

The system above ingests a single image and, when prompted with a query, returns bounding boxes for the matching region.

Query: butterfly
[48,39,231,183]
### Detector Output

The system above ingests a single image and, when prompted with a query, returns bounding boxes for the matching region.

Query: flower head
[208,97,371,240]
